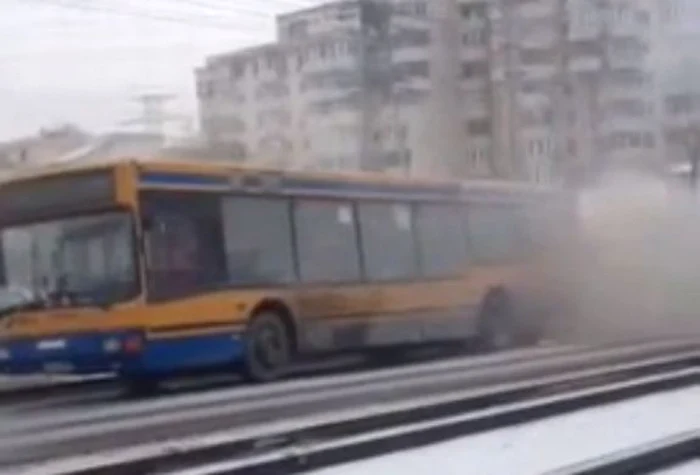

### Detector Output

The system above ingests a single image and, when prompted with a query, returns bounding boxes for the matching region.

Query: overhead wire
[31,0,275,33]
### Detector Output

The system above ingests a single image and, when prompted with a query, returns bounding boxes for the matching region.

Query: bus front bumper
[0,330,247,377]
[0,331,141,376]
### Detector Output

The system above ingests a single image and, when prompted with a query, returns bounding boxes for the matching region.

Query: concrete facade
[196,0,657,183]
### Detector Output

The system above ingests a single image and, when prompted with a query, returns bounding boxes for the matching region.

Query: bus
[0,158,571,390]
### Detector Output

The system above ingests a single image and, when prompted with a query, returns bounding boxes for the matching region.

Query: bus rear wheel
[478,292,517,352]
[241,311,292,383]
[122,377,160,397]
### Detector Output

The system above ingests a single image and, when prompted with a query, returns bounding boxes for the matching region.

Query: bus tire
[122,377,160,397]
[478,291,517,352]
[241,311,292,383]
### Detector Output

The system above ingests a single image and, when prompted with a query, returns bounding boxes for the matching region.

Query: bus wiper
[0,299,46,320]
[51,290,113,311]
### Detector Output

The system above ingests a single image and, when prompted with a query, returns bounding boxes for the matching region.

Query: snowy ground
[0,375,81,391]
[655,461,700,474]
[307,386,700,475]
[0,374,108,393]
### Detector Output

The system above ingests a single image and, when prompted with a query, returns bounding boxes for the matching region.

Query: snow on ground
[654,461,700,474]
[0,375,83,391]
[307,386,700,475]
[0,374,111,392]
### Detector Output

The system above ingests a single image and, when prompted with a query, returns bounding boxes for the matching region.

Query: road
[2,338,697,473]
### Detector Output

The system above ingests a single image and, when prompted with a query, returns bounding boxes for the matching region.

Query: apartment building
[196,0,656,183]
[0,125,91,169]
[645,0,700,167]
[466,0,657,183]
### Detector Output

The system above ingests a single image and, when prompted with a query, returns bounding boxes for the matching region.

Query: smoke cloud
[541,169,700,344]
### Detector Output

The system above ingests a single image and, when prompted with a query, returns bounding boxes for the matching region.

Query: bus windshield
[0,212,139,309]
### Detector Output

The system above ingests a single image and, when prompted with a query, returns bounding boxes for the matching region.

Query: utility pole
[553,0,571,185]
[488,0,521,180]
[482,1,501,178]
[358,0,393,172]
[592,0,611,179]
[502,0,521,180]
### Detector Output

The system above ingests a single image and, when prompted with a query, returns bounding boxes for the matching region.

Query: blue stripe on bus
[139,172,462,200]
[140,173,229,188]
[280,177,461,197]
[129,333,245,375]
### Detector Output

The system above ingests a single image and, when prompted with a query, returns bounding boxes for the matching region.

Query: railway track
[5,338,698,474]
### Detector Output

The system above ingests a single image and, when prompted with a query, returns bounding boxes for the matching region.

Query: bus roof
[0,156,562,197]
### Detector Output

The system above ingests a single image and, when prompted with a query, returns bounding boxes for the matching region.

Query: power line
[32,0,273,32]
[164,0,278,19]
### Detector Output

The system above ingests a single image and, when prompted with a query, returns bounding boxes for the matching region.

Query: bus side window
[467,203,522,264]
[141,192,227,302]
[357,202,418,281]
[221,196,296,285]
[415,204,468,277]
[294,199,362,283]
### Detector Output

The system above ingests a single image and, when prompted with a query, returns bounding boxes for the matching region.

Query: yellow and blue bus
[0,158,570,390]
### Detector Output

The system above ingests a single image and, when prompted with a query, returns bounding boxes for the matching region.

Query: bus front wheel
[241,311,292,383]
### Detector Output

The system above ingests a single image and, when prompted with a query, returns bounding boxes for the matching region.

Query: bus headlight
[103,338,121,354]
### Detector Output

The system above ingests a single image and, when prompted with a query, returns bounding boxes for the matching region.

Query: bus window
[294,199,361,283]
[221,196,296,285]
[415,204,468,277]
[142,193,227,301]
[56,216,137,302]
[358,202,418,281]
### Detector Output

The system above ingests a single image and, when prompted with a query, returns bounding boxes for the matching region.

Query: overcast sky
[0,0,321,141]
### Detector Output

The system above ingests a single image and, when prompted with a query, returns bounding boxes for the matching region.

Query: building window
[196,81,214,99]
[358,202,418,281]
[462,61,489,79]
[394,1,428,18]
[462,29,486,46]
[609,68,647,87]
[294,199,361,283]
[603,131,656,151]
[257,108,292,128]
[229,62,245,79]
[221,197,296,285]
[468,119,491,135]
[519,47,554,66]
[392,28,430,49]
[460,4,486,20]
[393,61,430,80]
[287,19,309,39]
[666,93,700,116]
[520,79,550,95]
[603,99,648,119]
[255,81,290,100]
[415,204,468,277]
